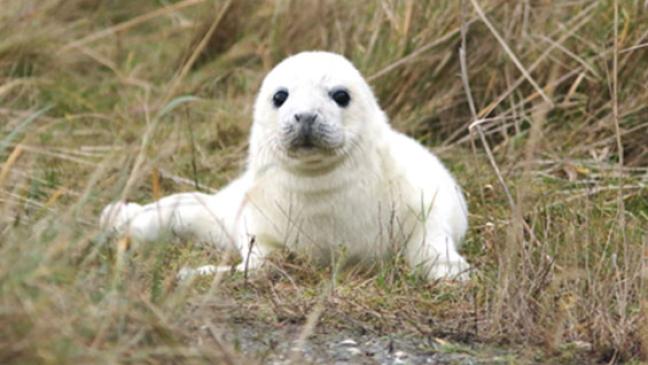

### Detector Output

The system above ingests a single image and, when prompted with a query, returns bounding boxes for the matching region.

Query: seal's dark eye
[272,89,288,108]
[330,89,350,107]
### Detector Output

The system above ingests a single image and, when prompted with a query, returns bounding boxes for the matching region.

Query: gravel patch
[205,321,512,365]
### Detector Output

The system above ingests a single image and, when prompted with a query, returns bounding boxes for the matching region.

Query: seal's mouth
[282,146,342,170]
[277,130,354,173]
[286,143,333,158]
[283,136,343,166]
[282,119,342,156]
[288,134,321,151]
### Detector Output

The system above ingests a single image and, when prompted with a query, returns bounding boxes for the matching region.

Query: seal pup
[100,51,470,280]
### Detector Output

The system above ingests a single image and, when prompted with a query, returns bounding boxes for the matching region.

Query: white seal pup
[100,51,470,280]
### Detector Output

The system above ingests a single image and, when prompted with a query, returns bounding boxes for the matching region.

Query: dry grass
[1,0,647,364]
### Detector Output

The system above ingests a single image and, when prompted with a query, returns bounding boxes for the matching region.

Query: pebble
[346,347,363,356]
[338,338,358,347]
[394,350,409,359]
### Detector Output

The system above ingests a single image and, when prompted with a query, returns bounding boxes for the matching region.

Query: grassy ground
[1,0,647,363]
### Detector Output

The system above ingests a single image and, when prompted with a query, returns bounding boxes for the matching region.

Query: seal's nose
[293,112,318,148]
[294,112,317,126]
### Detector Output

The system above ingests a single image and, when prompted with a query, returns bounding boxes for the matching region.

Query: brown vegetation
[1,0,647,363]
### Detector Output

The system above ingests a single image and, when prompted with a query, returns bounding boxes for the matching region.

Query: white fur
[100,51,470,280]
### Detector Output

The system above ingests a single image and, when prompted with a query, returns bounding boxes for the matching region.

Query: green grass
[1,0,647,364]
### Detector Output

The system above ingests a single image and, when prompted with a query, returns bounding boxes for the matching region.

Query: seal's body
[101,51,470,280]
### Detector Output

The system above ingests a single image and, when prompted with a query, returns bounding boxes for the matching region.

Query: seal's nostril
[294,112,317,125]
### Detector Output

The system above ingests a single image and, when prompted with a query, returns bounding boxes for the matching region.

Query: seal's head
[250,51,387,171]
